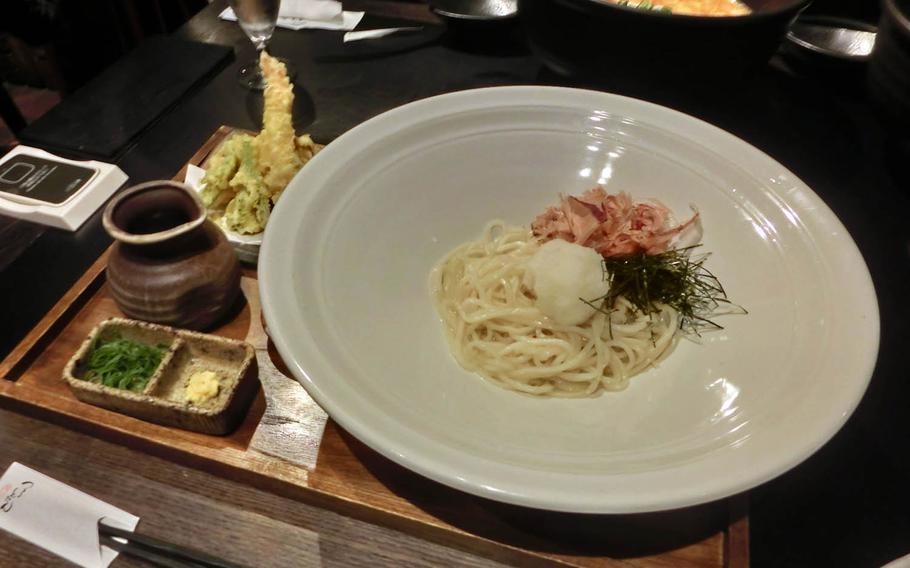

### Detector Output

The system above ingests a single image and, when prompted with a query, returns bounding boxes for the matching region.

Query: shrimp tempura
[256,52,302,203]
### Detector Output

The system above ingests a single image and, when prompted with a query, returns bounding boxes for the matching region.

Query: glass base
[237,57,297,91]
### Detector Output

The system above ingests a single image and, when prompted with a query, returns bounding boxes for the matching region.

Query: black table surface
[2,1,909,566]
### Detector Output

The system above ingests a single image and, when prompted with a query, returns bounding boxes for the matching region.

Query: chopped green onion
[82,334,166,392]
[616,0,672,12]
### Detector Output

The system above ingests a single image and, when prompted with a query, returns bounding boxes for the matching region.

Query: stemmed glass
[229,0,281,90]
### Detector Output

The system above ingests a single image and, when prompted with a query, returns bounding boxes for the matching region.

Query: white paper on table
[0,463,140,568]
[280,0,342,21]
[343,27,423,43]
[220,7,364,31]
[0,146,128,232]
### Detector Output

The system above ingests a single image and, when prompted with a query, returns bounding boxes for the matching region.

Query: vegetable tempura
[199,52,323,234]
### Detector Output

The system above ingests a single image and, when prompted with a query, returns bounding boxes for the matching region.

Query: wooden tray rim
[0,125,749,568]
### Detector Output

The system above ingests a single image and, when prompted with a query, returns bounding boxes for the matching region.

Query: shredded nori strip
[582,245,744,335]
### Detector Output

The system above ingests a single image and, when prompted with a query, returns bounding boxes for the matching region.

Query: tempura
[198,52,323,234]
[256,52,303,203]
[224,138,271,234]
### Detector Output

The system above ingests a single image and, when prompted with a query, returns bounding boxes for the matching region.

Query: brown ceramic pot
[102,180,241,330]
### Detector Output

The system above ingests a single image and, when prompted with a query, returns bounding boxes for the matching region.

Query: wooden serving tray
[0,127,749,568]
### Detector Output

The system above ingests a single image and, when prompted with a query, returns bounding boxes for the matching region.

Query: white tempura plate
[258,87,879,513]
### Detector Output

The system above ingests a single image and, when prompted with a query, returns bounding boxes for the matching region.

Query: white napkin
[0,463,140,568]
[220,5,364,32]
[343,27,423,43]
[280,0,342,20]
[184,162,206,190]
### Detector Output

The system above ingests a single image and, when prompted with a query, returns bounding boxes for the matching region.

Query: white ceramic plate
[259,87,879,513]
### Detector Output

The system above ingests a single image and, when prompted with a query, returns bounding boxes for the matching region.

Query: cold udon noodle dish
[430,188,743,398]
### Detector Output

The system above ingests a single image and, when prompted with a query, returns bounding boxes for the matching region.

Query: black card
[19,36,233,159]
[0,155,96,205]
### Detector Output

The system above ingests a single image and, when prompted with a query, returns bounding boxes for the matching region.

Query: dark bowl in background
[519,0,811,86]
[429,0,519,21]
[868,0,910,132]
[428,0,528,54]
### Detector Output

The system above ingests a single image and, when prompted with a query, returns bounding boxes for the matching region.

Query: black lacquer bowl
[869,0,910,131]
[519,0,811,84]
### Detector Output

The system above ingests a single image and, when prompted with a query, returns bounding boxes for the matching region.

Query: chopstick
[100,535,200,568]
[99,521,251,568]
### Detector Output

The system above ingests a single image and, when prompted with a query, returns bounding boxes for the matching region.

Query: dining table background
[1,0,908,565]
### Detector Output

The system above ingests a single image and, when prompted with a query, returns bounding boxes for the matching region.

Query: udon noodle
[430,221,679,397]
